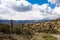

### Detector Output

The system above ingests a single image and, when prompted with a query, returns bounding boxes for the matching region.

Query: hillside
[0,18,60,33]
[0,18,60,40]
[15,18,60,33]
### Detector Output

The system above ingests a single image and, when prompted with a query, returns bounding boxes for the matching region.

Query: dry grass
[0,33,58,40]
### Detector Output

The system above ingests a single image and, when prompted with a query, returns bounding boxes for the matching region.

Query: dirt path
[51,34,60,40]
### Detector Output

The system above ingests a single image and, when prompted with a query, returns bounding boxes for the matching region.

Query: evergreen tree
[10,19,13,33]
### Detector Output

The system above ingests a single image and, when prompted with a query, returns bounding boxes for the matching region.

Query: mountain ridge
[0,19,51,24]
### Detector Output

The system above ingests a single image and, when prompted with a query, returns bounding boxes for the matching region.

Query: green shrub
[0,24,10,33]
[43,35,57,40]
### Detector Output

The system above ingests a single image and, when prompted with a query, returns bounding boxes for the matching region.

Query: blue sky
[26,0,55,9]
[27,0,48,5]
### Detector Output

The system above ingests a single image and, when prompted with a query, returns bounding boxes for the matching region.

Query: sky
[0,0,60,20]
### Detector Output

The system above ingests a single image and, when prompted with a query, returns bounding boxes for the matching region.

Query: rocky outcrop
[17,18,60,33]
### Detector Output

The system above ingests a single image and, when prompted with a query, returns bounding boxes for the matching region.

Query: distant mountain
[0,19,50,24]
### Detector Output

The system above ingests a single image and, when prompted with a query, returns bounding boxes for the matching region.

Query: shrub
[43,35,57,40]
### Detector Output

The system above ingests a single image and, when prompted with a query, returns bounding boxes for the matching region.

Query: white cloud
[53,7,60,15]
[0,0,60,20]
[48,0,60,16]
[48,0,60,6]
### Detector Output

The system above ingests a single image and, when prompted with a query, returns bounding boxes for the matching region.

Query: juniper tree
[10,19,13,33]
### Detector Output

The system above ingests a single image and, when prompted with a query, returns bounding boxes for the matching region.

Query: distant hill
[0,19,50,24]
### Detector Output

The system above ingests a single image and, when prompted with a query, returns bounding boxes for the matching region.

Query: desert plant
[43,35,57,40]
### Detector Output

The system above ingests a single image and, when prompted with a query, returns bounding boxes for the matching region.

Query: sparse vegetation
[43,35,57,40]
[0,18,60,40]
